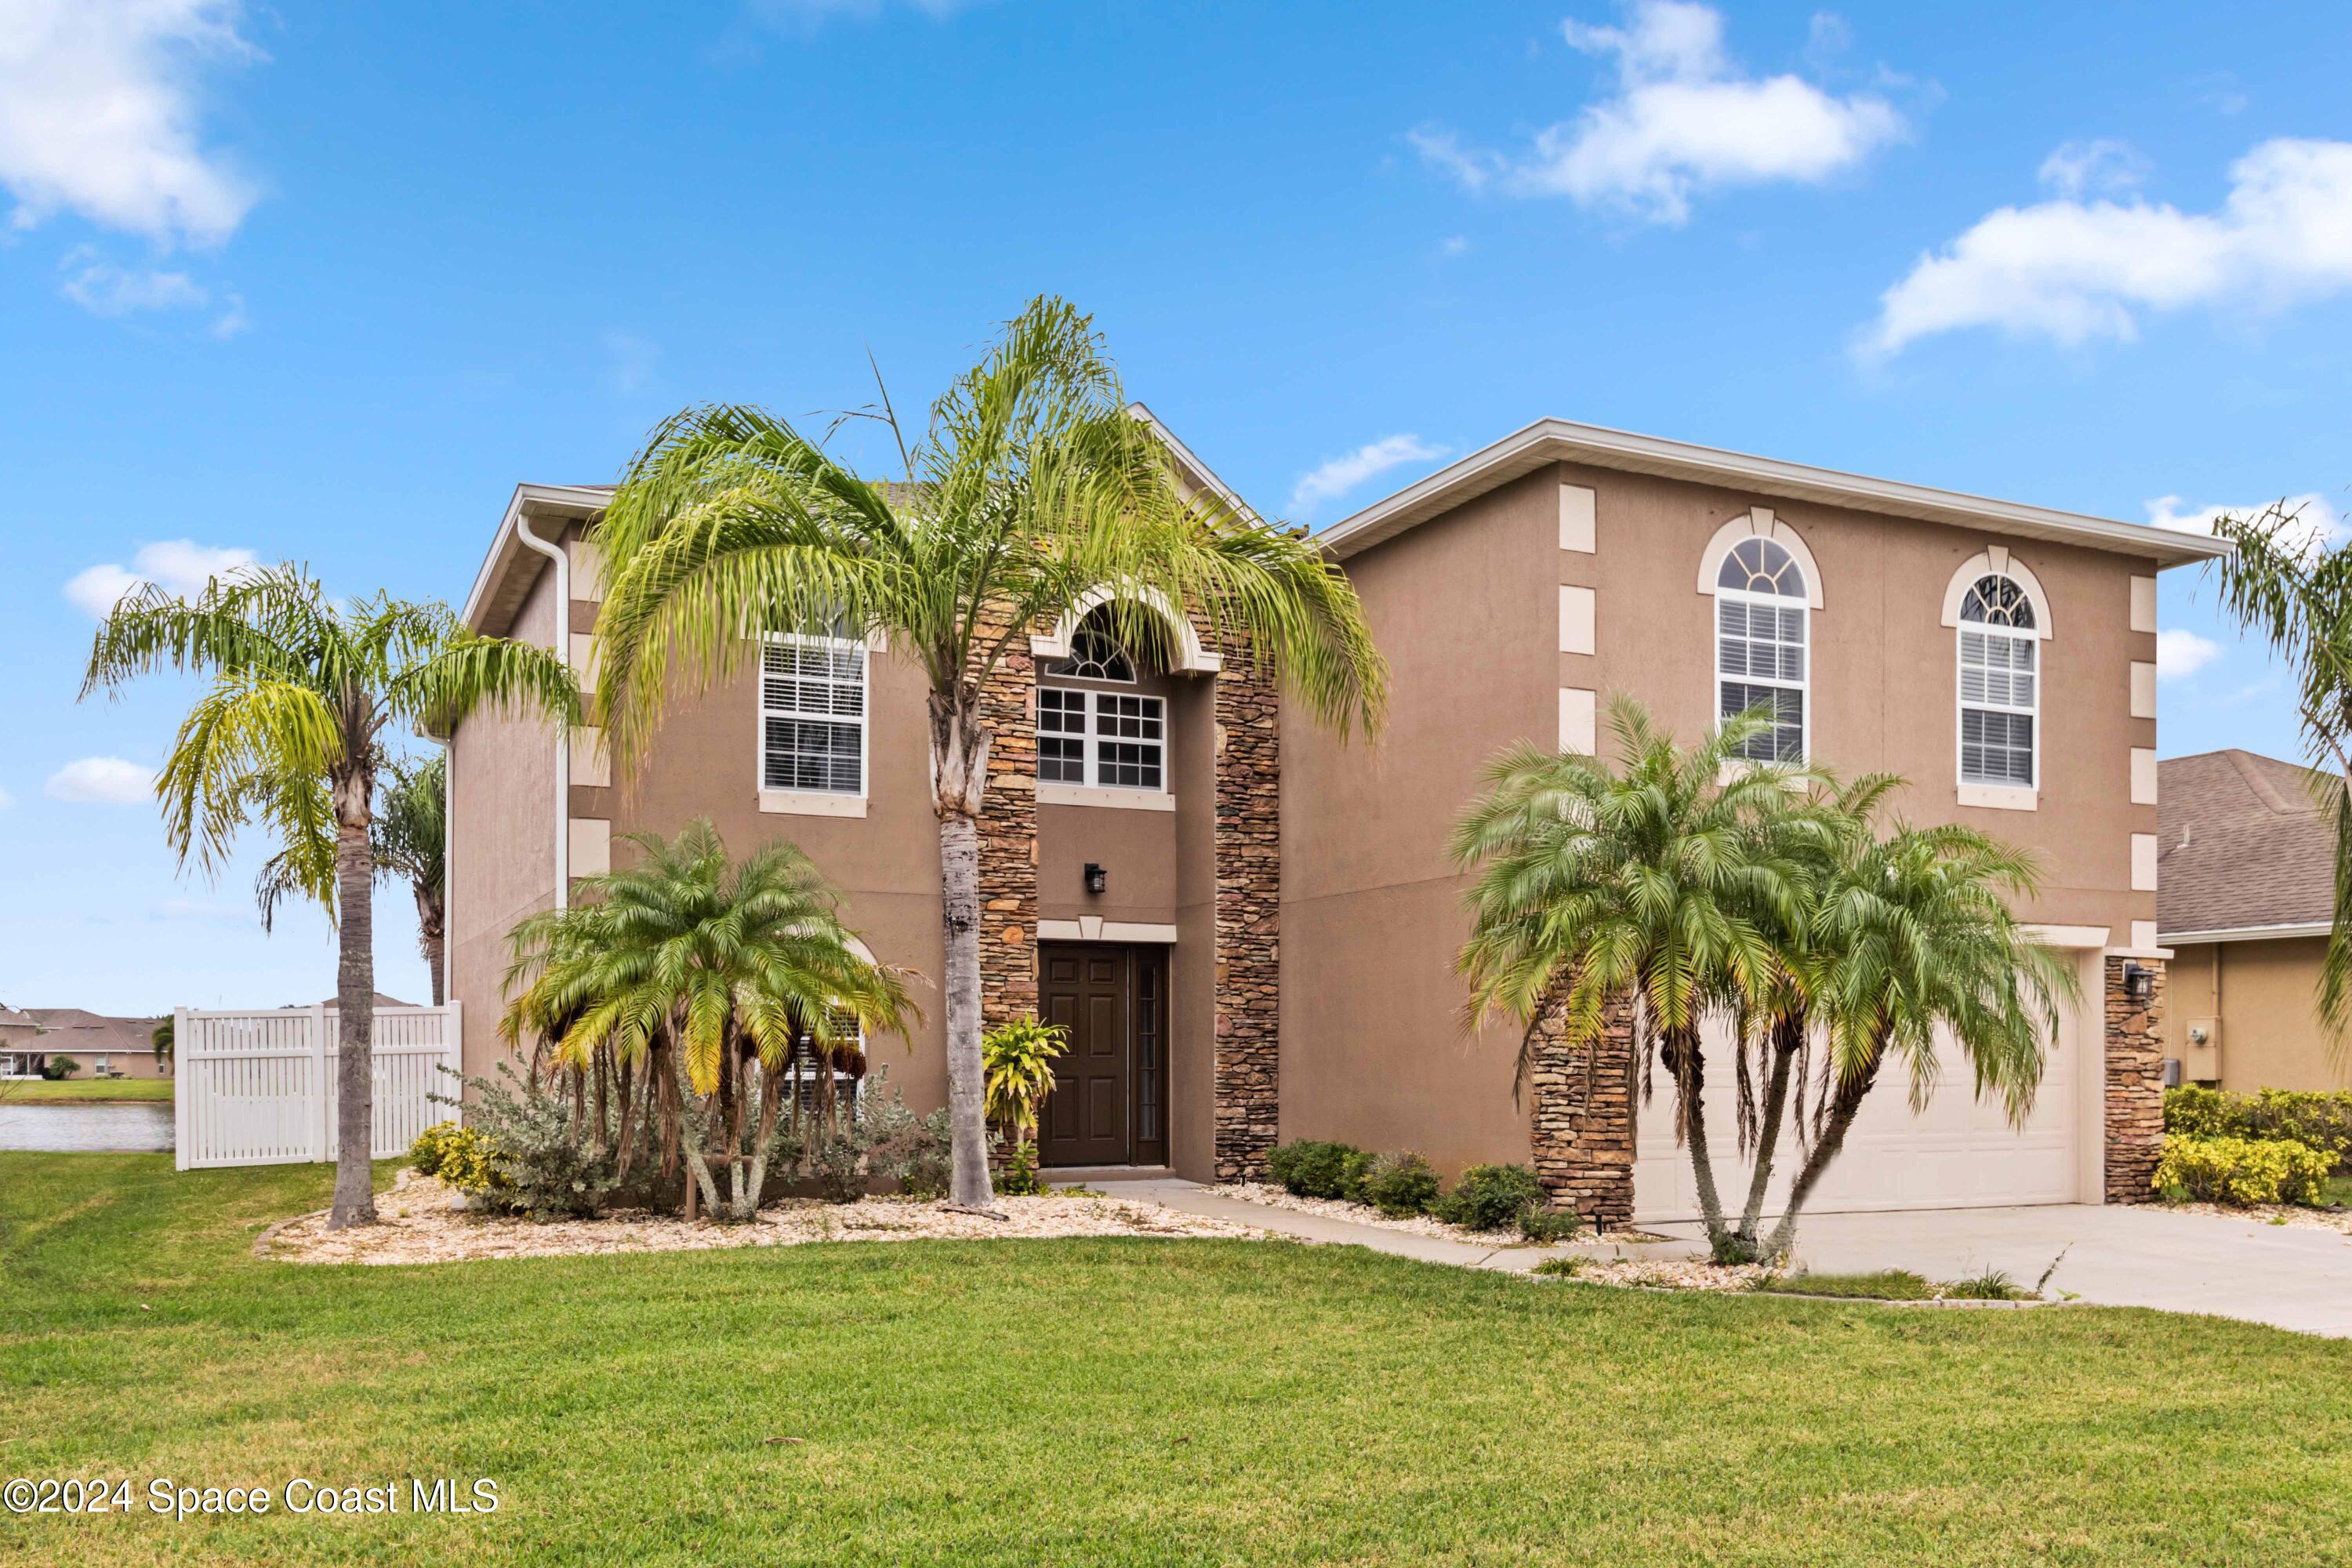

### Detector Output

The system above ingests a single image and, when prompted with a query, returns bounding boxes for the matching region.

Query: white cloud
[59,251,207,315]
[65,539,256,616]
[45,757,156,805]
[1414,2,1906,224]
[0,0,261,247]
[1866,138,2352,356]
[1290,435,1449,515]
[2147,492,2349,558]
[2037,138,2147,199]
[2154,628,2223,681]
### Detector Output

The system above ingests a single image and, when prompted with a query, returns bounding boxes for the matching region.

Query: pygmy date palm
[590,296,1386,1207]
[82,565,577,1228]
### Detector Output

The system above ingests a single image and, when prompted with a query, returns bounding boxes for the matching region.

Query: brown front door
[1038,944,1167,1168]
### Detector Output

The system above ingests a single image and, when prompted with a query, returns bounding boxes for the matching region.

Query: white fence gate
[174,1004,463,1171]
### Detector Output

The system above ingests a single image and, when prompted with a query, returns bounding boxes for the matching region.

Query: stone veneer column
[973,630,1039,1030]
[2103,955,2166,1203]
[1211,644,1281,1181]
[1527,995,1636,1229]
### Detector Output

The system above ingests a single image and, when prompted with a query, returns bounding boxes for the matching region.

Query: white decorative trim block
[2130,747,2158,805]
[1958,782,2037,811]
[2130,920,2160,950]
[1559,687,1596,755]
[569,726,609,789]
[568,816,611,877]
[1558,585,1595,655]
[2129,575,2158,634]
[2130,832,2158,891]
[1558,483,1595,554]
[2023,924,2110,949]
[758,789,868,818]
[2129,661,2157,720]
[1036,918,1180,944]
[564,536,602,602]
[1036,783,1176,812]
[568,633,597,693]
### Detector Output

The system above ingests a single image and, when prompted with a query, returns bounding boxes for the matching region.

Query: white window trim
[757,632,869,810]
[1713,583,1810,766]
[1954,574,2042,804]
[1037,684,1171,801]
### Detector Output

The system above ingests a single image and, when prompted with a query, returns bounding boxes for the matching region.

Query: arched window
[1715,537,1808,762]
[1038,605,1165,793]
[1043,604,1137,683]
[1957,574,2037,788]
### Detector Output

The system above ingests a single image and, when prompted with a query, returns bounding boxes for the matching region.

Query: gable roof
[1316,417,2234,568]
[2158,750,2338,940]
[0,1008,165,1054]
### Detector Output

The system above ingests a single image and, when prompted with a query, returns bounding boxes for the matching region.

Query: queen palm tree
[1751,822,2071,1261]
[372,754,448,1005]
[501,819,913,1221]
[1452,698,1817,1254]
[590,296,1386,1208]
[82,565,577,1229]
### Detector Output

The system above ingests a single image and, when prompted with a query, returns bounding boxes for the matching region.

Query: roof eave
[1315,418,2236,569]
[458,483,614,636]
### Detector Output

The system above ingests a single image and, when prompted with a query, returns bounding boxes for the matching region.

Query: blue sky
[2,0,2347,1014]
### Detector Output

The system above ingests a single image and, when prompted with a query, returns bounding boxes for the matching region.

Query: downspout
[513,514,570,909]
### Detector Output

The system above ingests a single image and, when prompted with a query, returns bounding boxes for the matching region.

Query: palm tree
[2210,499,2352,1044]
[1451,697,1817,1255]
[373,755,448,1005]
[82,565,577,1229]
[501,819,913,1221]
[150,1016,174,1076]
[590,296,1386,1207]
[1751,822,2071,1261]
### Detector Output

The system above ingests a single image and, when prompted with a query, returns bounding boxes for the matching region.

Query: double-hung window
[760,635,867,796]
[1957,575,2037,788]
[1715,537,1809,762]
[1037,608,1166,792]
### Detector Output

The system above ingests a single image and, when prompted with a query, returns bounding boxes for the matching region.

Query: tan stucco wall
[2165,938,2352,1091]
[448,558,560,1083]
[1283,460,2164,1180]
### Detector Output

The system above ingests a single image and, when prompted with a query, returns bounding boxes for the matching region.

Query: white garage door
[1633,967,2097,1223]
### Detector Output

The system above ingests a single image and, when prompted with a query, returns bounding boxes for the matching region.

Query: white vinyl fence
[174,1003,463,1171]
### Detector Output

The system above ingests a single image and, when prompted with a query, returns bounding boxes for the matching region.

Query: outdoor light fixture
[1083,862,1106,895]
[2123,961,2154,1005]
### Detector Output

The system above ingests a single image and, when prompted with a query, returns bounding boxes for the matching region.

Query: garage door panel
[1635,995,2085,1222]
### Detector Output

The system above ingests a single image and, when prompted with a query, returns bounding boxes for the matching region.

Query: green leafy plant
[409,1113,503,1200]
[434,1064,616,1218]
[1434,1163,1545,1232]
[41,1058,82,1081]
[1516,1206,1582,1243]
[1363,1152,1441,1217]
[765,1067,952,1202]
[408,1120,462,1178]
[1265,1139,1375,1201]
[1530,1255,1585,1278]
[2154,1134,2336,1207]
[1944,1267,2027,1301]
[982,1015,1066,1185]
[996,1138,1044,1197]
[2165,1086,2352,1170]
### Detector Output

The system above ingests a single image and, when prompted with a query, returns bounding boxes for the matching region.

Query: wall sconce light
[2123,961,2154,1005]
[1083,862,1106,895]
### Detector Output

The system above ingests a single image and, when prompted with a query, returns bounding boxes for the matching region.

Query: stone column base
[1528,996,1636,1229]
[2103,954,2166,1203]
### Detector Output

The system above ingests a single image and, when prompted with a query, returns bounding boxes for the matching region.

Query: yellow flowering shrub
[2153,1134,2334,1207]
[408,1121,501,1195]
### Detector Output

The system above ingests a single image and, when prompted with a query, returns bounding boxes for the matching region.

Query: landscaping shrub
[1266,1139,1374,1201]
[1944,1267,2026,1301]
[1362,1152,1441,1217]
[408,1120,462,1178]
[2153,1134,2336,1207]
[410,1120,499,1197]
[1434,1163,1545,1232]
[2164,1086,2352,1169]
[764,1067,953,1202]
[1516,1205,1582,1243]
[437,1063,618,1219]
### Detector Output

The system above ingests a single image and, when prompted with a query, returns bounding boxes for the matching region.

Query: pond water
[0,1102,175,1152]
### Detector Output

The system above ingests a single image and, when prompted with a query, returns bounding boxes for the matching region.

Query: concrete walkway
[1103,1180,2352,1336]
[1653,1203,2352,1337]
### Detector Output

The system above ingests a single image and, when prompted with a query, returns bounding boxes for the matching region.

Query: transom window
[1715,537,1808,763]
[1044,606,1137,683]
[1958,574,2037,788]
[760,636,867,795]
[1038,613,1165,792]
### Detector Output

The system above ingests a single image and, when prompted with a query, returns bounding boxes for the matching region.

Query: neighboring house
[445,411,2222,1225]
[0,1007,169,1079]
[2158,749,2350,1092]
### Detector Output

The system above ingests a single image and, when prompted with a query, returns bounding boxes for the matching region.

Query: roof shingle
[2157,750,2338,936]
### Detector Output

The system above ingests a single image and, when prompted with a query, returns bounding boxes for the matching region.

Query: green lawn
[5,1077,173,1102]
[5,1155,2351,1566]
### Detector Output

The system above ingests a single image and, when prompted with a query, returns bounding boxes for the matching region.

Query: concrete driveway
[1656,1203,2352,1337]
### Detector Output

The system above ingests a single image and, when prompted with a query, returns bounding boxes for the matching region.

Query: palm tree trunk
[1666,1025,1733,1250]
[740,1063,782,1221]
[1735,1013,1805,1247]
[666,1043,724,1219]
[416,884,445,1007]
[327,775,378,1231]
[1759,1051,1886,1262]
[938,809,995,1208]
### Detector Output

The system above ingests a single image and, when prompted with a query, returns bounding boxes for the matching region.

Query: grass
[7,1155,2352,1566]
[1754,1269,1941,1301]
[4,1077,173,1102]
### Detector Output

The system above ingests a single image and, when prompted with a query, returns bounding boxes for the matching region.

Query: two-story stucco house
[445,412,2224,1225]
